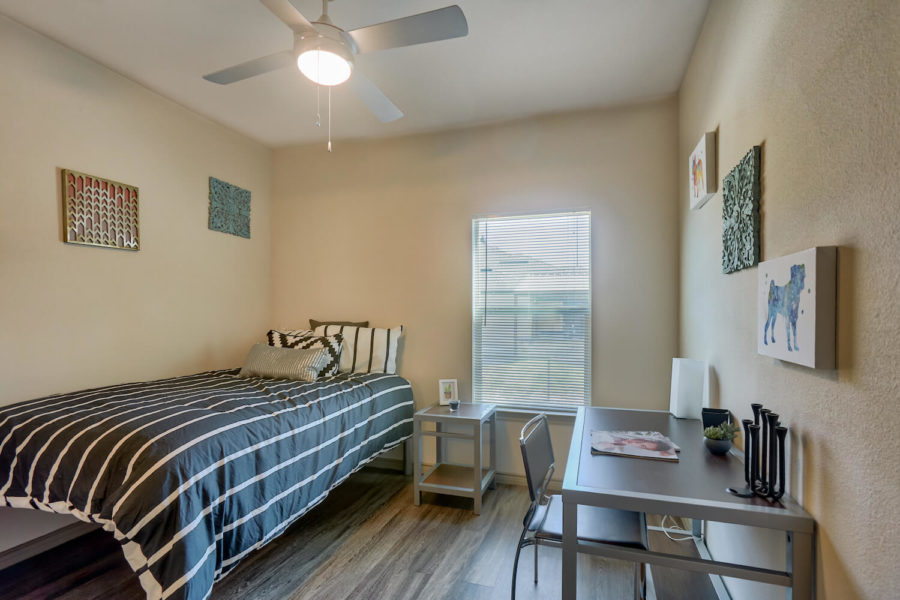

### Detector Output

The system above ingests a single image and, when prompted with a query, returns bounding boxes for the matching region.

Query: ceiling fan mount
[203,0,469,123]
[288,1,360,87]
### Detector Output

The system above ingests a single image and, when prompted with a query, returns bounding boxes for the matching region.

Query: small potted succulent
[703,422,739,456]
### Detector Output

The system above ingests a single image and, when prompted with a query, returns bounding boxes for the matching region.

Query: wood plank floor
[0,469,715,600]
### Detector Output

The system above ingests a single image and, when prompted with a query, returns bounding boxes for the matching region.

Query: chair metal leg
[511,528,529,600]
[533,541,539,584]
[633,562,641,600]
[642,563,646,599]
[631,562,646,600]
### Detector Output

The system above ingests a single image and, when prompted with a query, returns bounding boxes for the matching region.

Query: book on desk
[590,430,680,461]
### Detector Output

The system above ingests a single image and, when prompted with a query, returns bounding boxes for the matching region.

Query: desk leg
[562,497,577,600]
[436,421,443,465]
[787,530,814,600]
[473,421,483,515]
[413,419,421,506]
[488,414,497,489]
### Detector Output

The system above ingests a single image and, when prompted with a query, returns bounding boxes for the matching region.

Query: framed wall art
[722,146,761,273]
[689,131,717,210]
[209,177,251,239]
[757,246,836,369]
[62,169,139,251]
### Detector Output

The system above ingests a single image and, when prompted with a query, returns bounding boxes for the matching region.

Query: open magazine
[590,430,680,461]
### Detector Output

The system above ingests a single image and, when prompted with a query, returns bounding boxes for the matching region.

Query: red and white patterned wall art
[62,169,140,251]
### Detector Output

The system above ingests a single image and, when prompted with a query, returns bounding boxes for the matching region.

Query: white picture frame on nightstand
[438,379,458,405]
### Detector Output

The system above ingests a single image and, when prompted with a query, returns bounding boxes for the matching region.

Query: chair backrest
[519,414,555,503]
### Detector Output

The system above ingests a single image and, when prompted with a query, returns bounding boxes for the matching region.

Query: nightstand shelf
[413,403,496,514]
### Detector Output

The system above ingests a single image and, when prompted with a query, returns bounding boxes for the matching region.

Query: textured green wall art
[209,177,250,239]
[722,146,760,273]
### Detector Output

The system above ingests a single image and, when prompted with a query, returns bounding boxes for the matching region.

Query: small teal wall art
[721,146,760,273]
[757,247,836,369]
[208,177,250,239]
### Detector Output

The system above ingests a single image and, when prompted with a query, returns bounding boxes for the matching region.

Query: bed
[0,369,414,600]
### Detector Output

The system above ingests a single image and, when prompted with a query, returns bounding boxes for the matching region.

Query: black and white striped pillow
[314,325,403,375]
[266,330,343,377]
[239,344,330,382]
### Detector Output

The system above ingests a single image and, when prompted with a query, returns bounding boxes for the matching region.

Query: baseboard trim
[0,521,98,571]
[494,472,561,492]
[494,472,527,487]
[368,457,405,471]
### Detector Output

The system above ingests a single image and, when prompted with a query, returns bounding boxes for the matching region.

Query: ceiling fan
[203,0,469,123]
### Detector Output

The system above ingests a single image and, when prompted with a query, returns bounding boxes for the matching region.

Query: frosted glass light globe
[298,50,351,86]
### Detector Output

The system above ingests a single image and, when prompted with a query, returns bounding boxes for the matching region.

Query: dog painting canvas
[758,247,837,369]
[764,263,806,353]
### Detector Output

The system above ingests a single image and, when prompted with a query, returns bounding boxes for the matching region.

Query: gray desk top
[563,407,814,533]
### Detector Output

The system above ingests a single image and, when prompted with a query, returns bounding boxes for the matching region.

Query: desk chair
[511,414,648,600]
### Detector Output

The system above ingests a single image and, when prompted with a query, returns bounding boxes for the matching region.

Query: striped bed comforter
[0,369,414,600]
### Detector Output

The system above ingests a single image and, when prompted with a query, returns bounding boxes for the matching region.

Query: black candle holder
[728,402,787,501]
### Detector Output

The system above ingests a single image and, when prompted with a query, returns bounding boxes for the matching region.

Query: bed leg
[404,437,413,476]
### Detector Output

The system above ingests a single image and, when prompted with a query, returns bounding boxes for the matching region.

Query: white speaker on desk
[669,358,707,419]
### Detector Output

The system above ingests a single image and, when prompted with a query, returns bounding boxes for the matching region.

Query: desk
[561,407,815,600]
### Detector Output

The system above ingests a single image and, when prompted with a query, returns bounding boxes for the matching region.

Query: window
[472,211,591,410]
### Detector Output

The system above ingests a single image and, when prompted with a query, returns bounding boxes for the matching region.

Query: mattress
[0,369,414,600]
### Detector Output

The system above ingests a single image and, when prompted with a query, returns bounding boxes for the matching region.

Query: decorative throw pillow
[313,325,403,375]
[239,344,330,382]
[266,330,343,377]
[309,319,369,330]
[269,329,312,338]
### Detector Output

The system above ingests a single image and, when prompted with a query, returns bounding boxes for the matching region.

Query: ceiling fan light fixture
[297,49,351,86]
[296,31,353,86]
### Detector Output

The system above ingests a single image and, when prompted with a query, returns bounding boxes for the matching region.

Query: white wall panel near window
[472,211,591,410]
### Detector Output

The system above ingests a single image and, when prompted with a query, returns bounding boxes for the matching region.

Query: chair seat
[529,494,647,549]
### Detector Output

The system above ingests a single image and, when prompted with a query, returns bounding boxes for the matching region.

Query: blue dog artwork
[763,264,806,352]
[758,247,835,369]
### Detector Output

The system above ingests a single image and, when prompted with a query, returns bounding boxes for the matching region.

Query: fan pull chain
[315,52,321,127]
[327,86,332,152]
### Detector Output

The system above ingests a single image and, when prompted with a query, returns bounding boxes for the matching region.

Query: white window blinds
[472,211,591,410]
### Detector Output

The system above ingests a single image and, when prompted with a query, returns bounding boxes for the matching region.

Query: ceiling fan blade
[347,5,468,54]
[203,50,295,84]
[346,71,403,123]
[260,0,316,34]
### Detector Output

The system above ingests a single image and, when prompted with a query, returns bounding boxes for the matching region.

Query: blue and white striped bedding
[0,369,414,600]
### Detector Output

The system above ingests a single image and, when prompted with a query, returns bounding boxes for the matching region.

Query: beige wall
[0,17,272,548]
[271,99,680,413]
[270,100,680,476]
[272,99,678,479]
[678,1,900,599]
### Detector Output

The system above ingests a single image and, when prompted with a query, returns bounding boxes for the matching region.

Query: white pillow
[314,325,403,374]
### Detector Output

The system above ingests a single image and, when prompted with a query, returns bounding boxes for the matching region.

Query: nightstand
[412,403,497,514]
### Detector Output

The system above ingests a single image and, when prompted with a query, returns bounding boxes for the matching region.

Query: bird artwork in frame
[689,132,716,210]
[757,247,836,369]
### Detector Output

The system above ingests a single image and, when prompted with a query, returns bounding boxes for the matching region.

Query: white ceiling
[0,0,709,148]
